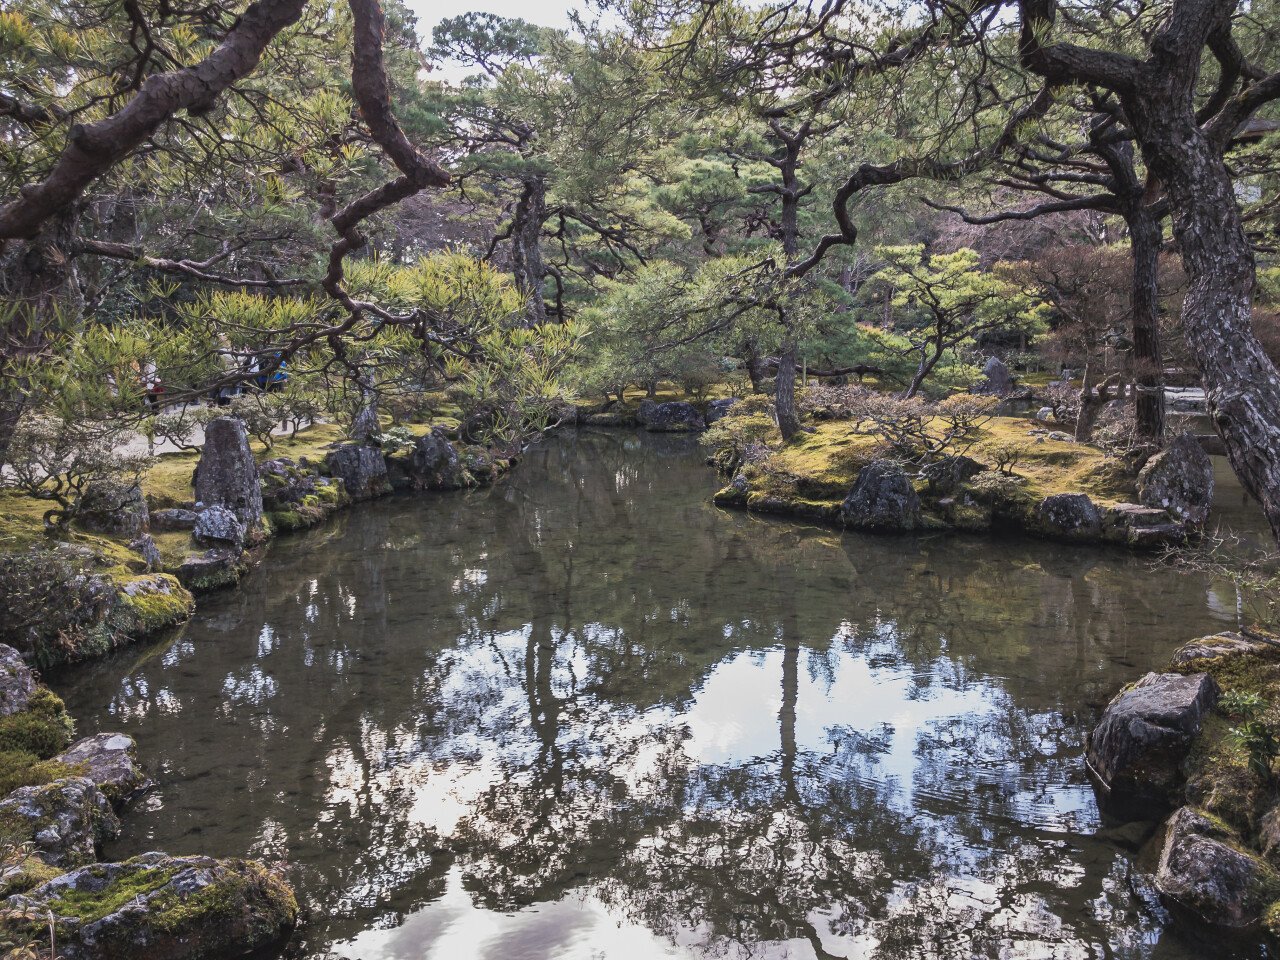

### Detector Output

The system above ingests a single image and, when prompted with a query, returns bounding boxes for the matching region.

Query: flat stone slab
[1087,671,1218,815]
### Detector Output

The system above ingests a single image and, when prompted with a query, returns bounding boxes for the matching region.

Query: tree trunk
[775,340,802,440]
[1128,205,1165,445]
[1129,101,1280,541]
[511,175,548,327]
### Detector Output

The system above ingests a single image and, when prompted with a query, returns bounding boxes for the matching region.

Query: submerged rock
[0,644,36,717]
[325,443,391,501]
[1137,432,1214,528]
[4,852,299,960]
[54,734,147,805]
[1035,493,1103,541]
[193,417,263,530]
[641,401,706,433]
[1156,806,1277,929]
[0,777,119,868]
[841,461,922,532]
[1087,671,1219,815]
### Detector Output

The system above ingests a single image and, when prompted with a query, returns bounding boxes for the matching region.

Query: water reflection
[56,430,1253,959]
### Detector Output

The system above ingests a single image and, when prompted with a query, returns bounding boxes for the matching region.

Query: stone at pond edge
[192,505,244,548]
[54,734,148,805]
[1035,493,1103,541]
[1137,432,1214,528]
[1156,806,1278,929]
[841,461,922,532]
[193,417,263,530]
[0,777,119,868]
[641,401,706,433]
[174,549,244,593]
[3,851,299,960]
[0,644,35,717]
[1171,632,1279,667]
[1086,671,1218,816]
[973,356,1014,396]
[325,443,391,501]
[409,429,469,490]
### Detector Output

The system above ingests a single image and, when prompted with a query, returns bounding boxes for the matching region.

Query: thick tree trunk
[511,175,548,327]
[775,340,802,440]
[1127,205,1165,445]
[1129,104,1280,541]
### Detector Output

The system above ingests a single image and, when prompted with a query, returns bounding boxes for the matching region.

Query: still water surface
[58,430,1258,959]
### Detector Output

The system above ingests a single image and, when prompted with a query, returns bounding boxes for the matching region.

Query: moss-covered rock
[108,574,194,639]
[0,777,118,869]
[2,852,298,960]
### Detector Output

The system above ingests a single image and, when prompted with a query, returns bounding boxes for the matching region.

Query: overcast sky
[407,0,583,81]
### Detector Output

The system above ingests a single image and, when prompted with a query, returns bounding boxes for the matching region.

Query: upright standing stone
[975,356,1014,396]
[1137,432,1215,528]
[194,417,263,530]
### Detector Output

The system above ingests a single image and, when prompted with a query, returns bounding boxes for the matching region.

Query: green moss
[0,689,74,760]
[0,752,79,796]
[142,451,199,509]
[0,854,63,897]
[46,863,179,921]
[109,574,194,637]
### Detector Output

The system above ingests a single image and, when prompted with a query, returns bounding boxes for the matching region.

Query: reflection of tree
[52,429,1240,958]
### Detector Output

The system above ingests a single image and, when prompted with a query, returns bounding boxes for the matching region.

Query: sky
[406,0,583,81]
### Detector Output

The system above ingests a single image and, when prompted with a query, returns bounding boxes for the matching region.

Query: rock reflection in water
[56,429,1253,959]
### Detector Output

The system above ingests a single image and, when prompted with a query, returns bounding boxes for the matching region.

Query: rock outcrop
[325,443,391,501]
[0,778,119,868]
[919,455,984,496]
[1156,806,1277,929]
[4,852,299,960]
[1086,671,1219,815]
[705,398,739,424]
[1137,432,1214,528]
[193,417,263,530]
[841,461,922,532]
[0,644,35,717]
[407,429,469,490]
[974,356,1014,396]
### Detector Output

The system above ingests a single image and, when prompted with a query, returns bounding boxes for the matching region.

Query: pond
[57,429,1262,959]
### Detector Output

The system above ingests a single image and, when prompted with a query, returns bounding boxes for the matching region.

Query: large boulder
[1086,671,1219,815]
[641,401,706,433]
[325,443,391,501]
[1137,432,1215,528]
[193,417,263,530]
[1171,631,1277,667]
[192,505,244,548]
[0,777,119,868]
[78,482,149,538]
[841,461,922,532]
[54,734,147,805]
[0,643,36,717]
[3,852,299,960]
[1156,806,1276,929]
[406,429,469,490]
[973,356,1014,396]
[1035,493,1103,541]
